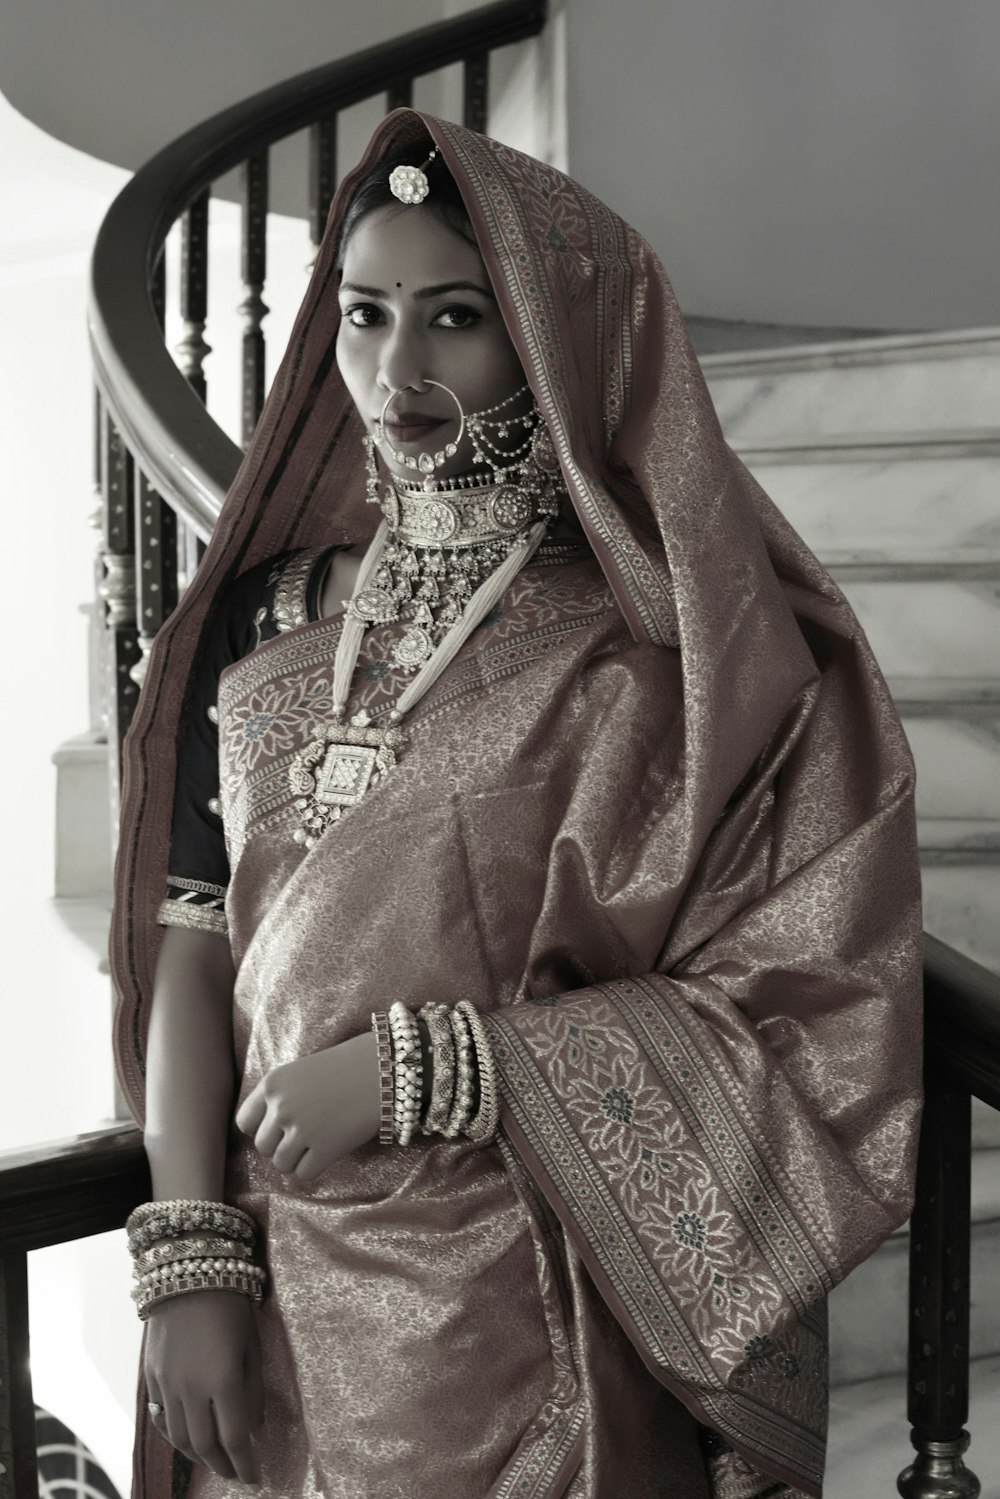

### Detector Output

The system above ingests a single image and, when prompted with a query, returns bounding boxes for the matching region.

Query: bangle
[371,1011,396,1146]
[126,1200,256,1256]
[135,1269,264,1322]
[419,1003,456,1135]
[442,1006,476,1139]
[388,1002,422,1145]
[134,1236,248,1273]
[132,1257,264,1294]
[455,1001,500,1142]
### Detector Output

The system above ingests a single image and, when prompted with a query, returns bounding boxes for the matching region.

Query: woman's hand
[235,1030,380,1180]
[144,1290,263,1484]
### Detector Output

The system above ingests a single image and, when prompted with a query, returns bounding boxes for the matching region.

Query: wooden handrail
[0,1122,148,1255]
[923,932,1000,1109]
[88,0,547,538]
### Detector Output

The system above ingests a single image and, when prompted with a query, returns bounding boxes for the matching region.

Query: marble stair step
[742,437,1000,566]
[898,715,1000,822]
[52,730,111,900]
[829,1147,1000,1385]
[705,326,1000,442]
[922,864,1000,977]
[835,576,1000,680]
[974,1096,1000,1151]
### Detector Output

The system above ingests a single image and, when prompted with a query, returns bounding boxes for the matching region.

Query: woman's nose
[376,324,428,397]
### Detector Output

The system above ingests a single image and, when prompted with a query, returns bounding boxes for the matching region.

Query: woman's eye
[343,304,382,328]
[433,305,481,329]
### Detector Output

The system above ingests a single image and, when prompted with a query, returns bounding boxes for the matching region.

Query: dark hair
[335,147,478,270]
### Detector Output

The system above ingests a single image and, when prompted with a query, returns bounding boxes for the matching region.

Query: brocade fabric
[112,110,922,1499]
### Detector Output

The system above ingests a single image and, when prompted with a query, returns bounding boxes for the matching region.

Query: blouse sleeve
[156,581,252,939]
[157,547,334,938]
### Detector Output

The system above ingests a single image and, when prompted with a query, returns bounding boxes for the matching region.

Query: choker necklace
[353,406,564,674]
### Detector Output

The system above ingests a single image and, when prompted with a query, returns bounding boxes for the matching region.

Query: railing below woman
[0,1125,149,1499]
[2,939,998,1497]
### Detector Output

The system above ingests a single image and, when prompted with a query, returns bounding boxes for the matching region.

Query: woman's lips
[380,415,447,444]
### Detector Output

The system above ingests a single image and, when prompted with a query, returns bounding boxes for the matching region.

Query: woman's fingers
[213,1386,262,1485]
[160,1398,195,1463]
[183,1399,238,1481]
[234,1081,266,1136]
[269,1129,307,1174]
[252,1114,286,1161]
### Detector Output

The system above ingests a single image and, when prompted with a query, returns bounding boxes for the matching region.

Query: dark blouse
[158,547,334,937]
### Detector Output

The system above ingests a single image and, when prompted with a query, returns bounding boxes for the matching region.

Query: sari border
[496,1105,823,1499]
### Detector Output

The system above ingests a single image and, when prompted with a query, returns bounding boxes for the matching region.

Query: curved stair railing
[88,0,547,802]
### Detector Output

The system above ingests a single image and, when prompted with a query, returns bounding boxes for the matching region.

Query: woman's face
[336,202,528,483]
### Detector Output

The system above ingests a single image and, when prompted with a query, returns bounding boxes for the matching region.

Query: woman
[112,109,923,1499]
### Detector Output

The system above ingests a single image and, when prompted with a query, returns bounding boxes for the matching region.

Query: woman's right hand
[144,1291,264,1485]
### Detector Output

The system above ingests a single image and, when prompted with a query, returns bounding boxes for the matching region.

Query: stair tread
[703,324,1000,375]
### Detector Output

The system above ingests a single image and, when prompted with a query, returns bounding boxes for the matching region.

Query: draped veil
[111,111,922,1498]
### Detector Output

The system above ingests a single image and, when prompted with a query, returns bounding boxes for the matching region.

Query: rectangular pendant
[314,743,379,807]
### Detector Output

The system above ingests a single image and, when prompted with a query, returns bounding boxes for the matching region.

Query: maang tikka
[388,149,438,205]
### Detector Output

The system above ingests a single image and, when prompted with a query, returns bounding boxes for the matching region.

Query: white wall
[564,0,1000,330]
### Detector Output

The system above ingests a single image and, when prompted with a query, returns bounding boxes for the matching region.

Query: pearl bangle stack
[126,1200,265,1322]
[371,1001,499,1146]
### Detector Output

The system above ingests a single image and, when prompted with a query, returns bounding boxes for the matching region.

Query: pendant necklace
[289,516,549,848]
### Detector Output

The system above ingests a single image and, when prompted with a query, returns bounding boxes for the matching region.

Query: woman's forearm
[143,925,238,1201]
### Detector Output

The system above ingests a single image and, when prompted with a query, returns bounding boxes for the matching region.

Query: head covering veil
[111,111,922,1498]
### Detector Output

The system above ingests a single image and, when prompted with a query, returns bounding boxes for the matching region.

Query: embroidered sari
[112,110,922,1499]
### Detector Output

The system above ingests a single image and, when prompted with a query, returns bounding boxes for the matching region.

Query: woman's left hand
[235,1030,380,1181]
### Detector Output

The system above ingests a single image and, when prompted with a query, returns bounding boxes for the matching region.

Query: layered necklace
[289,387,566,848]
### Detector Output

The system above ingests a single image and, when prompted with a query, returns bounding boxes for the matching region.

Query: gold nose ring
[375,379,466,476]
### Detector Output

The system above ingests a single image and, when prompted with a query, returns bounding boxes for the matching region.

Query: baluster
[98,413,140,803]
[88,386,106,734]
[239,151,270,447]
[386,78,413,112]
[150,246,166,333]
[309,116,338,253]
[898,1072,980,1498]
[177,524,206,596]
[463,53,488,134]
[176,189,211,401]
[0,1249,37,1499]
[131,473,179,689]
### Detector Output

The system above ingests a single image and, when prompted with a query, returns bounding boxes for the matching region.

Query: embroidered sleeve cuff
[158,875,229,937]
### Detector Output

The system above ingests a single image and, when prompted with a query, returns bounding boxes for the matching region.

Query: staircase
[704,328,1000,981]
[705,329,1000,1482]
